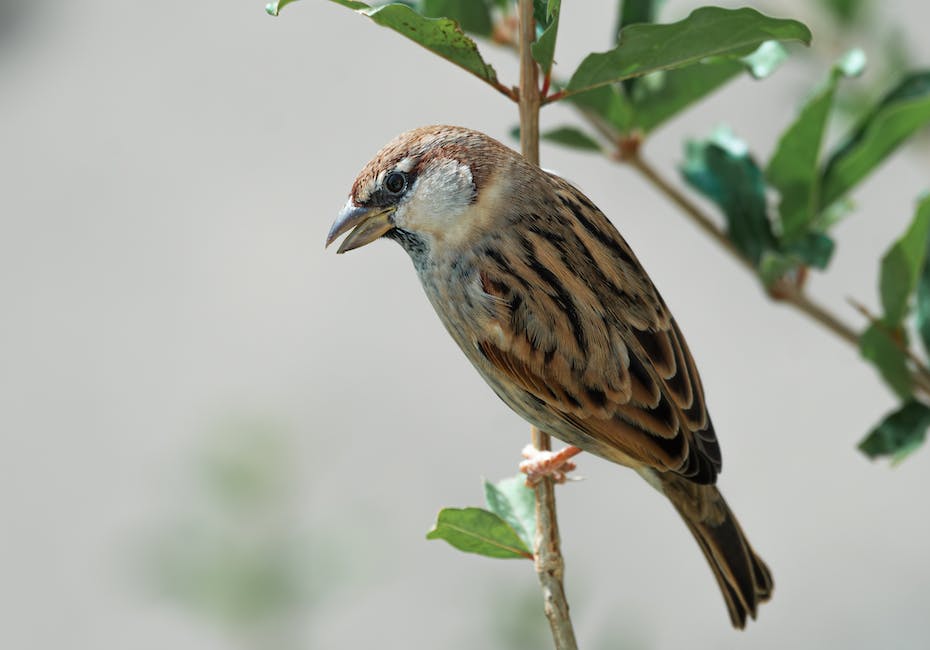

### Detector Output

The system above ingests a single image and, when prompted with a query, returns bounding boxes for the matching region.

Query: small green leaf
[821,71,930,208]
[879,196,930,326]
[860,324,913,399]
[484,476,536,550]
[531,0,561,76]
[758,251,800,287]
[324,1,499,88]
[419,0,493,37]
[565,7,810,97]
[859,400,930,462]
[426,507,533,559]
[766,50,864,243]
[681,127,776,265]
[540,126,602,152]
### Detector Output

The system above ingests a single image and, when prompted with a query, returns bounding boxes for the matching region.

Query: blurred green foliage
[141,424,312,649]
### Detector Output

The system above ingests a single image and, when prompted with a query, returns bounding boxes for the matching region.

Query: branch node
[617,132,643,160]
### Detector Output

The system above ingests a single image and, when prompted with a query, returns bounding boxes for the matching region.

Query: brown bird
[326,125,773,628]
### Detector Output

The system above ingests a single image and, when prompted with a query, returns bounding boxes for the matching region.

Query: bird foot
[519,444,583,487]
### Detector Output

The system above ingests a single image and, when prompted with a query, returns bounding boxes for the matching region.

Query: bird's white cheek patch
[396,159,475,241]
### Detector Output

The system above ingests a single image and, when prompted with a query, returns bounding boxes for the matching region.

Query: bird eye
[384,171,407,195]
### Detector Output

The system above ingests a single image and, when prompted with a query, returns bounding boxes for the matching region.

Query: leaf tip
[838,48,867,78]
[742,41,789,80]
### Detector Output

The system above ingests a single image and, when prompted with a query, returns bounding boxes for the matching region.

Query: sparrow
[326,125,773,628]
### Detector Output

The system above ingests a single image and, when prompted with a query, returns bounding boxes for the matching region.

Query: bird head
[326,125,521,257]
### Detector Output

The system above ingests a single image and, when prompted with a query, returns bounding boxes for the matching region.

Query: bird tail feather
[660,474,773,628]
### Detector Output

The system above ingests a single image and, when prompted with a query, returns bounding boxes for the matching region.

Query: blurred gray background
[2,1,930,648]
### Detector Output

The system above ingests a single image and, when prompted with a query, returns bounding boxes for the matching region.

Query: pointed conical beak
[325,200,395,254]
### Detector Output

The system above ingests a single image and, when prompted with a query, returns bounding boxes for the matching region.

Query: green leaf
[818,0,869,26]
[532,0,549,25]
[419,0,493,37]
[766,50,865,242]
[758,233,836,287]
[628,41,788,135]
[813,196,855,231]
[859,400,930,462]
[917,197,930,359]
[879,195,930,326]
[616,0,662,96]
[322,1,499,88]
[860,324,913,399]
[540,126,602,152]
[617,0,661,40]
[484,476,536,550]
[681,127,776,265]
[564,7,810,97]
[821,71,930,208]
[566,84,633,134]
[758,251,800,287]
[426,507,533,559]
[531,0,561,76]
[622,41,787,135]
[785,231,835,269]
[630,61,742,133]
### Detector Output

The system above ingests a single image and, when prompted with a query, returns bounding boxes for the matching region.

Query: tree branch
[518,2,578,649]
[518,0,540,166]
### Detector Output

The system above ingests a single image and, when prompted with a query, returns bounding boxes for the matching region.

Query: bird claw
[519,444,583,487]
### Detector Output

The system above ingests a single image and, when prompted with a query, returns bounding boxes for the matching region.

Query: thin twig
[492,79,520,102]
[784,286,859,347]
[531,427,577,650]
[518,2,578,649]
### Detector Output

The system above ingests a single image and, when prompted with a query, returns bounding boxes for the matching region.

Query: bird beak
[325,200,395,254]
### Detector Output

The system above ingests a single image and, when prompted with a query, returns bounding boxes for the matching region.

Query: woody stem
[518,1,579,649]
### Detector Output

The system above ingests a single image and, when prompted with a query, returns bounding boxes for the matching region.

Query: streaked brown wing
[475,175,721,483]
